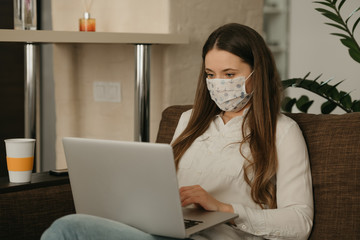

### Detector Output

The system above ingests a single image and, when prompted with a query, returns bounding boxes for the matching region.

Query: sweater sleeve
[231,121,314,239]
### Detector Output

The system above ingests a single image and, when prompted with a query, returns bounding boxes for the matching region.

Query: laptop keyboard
[184,219,203,229]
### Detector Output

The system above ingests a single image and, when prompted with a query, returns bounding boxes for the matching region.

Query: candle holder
[79,12,96,32]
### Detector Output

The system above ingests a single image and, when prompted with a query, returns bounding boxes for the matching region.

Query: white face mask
[206,71,253,112]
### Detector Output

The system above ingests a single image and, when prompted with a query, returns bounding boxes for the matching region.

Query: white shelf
[0,29,189,45]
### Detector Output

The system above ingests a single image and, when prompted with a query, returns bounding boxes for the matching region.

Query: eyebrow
[205,68,239,72]
[222,68,238,72]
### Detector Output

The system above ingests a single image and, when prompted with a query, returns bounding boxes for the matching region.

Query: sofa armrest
[156,105,192,144]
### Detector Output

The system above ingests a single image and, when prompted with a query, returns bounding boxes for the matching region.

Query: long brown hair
[171,23,282,209]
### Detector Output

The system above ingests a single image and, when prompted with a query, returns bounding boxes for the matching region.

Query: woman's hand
[179,185,234,213]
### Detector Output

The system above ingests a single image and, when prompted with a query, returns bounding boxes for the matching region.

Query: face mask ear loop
[244,70,254,94]
[245,70,254,81]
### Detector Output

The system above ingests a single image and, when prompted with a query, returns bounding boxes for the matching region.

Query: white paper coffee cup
[4,138,36,183]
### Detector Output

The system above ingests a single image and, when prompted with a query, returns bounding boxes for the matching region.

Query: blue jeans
[41,214,192,240]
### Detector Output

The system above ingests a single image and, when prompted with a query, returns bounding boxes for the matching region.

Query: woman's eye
[225,73,235,78]
[206,73,214,78]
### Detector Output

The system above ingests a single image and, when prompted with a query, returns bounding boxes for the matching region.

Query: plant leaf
[326,81,344,100]
[346,6,360,24]
[325,22,347,31]
[315,8,335,14]
[321,101,337,114]
[282,79,296,89]
[281,97,297,113]
[338,0,346,10]
[318,83,332,95]
[319,9,345,25]
[295,73,310,86]
[339,91,352,109]
[352,16,360,34]
[308,78,318,89]
[296,95,314,113]
[309,80,321,92]
[299,101,314,113]
[331,32,350,39]
[340,38,359,51]
[296,95,310,106]
[351,100,360,112]
[313,73,323,81]
[320,78,334,86]
[314,1,336,9]
[332,79,345,88]
[303,72,311,79]
[349,48,360,63]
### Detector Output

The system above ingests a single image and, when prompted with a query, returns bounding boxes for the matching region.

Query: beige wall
[51,0,263,168]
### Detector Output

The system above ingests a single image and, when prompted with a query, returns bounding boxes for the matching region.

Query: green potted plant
[281,0,360,114]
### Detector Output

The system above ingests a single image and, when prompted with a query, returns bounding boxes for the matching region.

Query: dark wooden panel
[0,173,75,240]
[0,0,13,29]
[0,42,24,177]
[0,0,25,177]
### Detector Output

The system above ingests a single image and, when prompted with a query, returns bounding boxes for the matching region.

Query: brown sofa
[158,105,360,239]
[1,105,359,239]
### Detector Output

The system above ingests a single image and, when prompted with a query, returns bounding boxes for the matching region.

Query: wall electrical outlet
[93,81,121,102]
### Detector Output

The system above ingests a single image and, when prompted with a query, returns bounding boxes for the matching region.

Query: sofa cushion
[286,113,360,240]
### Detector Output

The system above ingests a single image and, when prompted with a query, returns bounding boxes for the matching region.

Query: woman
[41,23,313,240]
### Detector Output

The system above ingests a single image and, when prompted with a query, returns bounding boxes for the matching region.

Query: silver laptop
[63,137,238,239]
